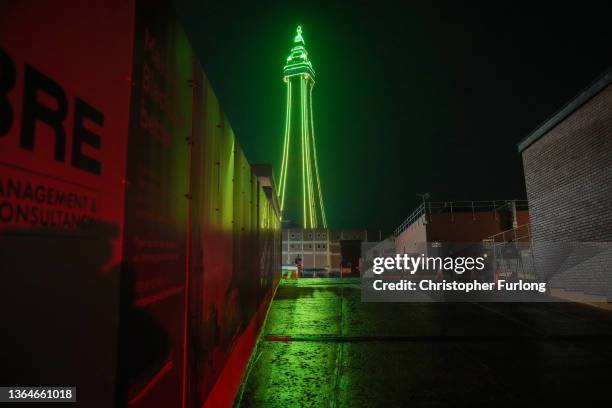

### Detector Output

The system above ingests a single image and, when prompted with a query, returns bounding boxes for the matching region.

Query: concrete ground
[237,279,612,407]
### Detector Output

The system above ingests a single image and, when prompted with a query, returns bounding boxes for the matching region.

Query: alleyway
[238,279,612,407]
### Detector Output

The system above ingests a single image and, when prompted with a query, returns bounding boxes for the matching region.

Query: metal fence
[394,200,529,237]
[483,223,537,280]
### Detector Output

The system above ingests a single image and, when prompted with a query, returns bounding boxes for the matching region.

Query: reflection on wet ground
[238,278,612,407]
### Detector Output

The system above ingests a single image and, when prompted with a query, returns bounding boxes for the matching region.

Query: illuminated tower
[278,26,327,228]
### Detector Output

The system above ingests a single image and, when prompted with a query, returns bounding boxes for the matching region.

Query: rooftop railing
[393,200,529,237]
[484,223,532,244]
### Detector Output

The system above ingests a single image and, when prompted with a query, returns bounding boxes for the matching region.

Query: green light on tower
[278,26,327,229]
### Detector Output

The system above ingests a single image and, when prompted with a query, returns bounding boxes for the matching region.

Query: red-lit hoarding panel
[0,1,134,407]
[117,1,192,406]
[1,1,281,406]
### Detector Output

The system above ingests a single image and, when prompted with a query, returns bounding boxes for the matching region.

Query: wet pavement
[237,279,612,407]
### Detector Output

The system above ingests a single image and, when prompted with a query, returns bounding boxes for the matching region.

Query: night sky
[172,0,612,234]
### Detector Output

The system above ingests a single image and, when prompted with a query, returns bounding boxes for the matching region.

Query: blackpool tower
[278,26,327,228]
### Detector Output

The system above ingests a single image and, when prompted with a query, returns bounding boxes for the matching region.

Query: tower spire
[294,25,304,44]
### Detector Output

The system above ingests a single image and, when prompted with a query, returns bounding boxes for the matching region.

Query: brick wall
[521,83,612,299]
[521,84,612,242]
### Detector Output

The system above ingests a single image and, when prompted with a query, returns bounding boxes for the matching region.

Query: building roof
[518,66,612,153]
[252,163,281,216]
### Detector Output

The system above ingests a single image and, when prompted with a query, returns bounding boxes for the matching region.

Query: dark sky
[172,0,612,234]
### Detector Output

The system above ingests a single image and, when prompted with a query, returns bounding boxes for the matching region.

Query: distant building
[518,67,612,242]
[252,164,281,216]
[282,228,367,276]
[394,200,529,254]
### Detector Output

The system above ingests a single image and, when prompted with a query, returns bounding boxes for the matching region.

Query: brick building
[519,67,612,242]
[518,67,612,301]
[394,200,529,254]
